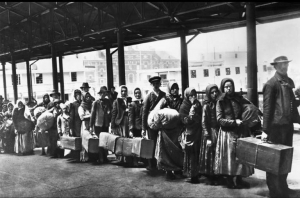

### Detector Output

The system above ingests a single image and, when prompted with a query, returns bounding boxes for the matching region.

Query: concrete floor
[0,133,300,198]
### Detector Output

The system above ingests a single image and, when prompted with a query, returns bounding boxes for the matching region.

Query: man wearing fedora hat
[262,56,300,198]
[142,76,166,171]
[47,90,61,110]
[80,82,95,102]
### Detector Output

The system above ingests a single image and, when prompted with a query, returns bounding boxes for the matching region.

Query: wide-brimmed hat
[98,86,108,94]
[50,90,61,97]
[149,76,161,84]
[80,82,91,89]
[270,56,292,65]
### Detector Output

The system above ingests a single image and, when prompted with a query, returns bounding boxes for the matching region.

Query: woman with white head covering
[12,100,35,155]
[111,85,132,165]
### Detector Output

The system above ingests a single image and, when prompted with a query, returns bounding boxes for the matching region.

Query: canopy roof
[0,2,300,63]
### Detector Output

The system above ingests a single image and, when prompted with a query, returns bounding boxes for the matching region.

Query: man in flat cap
[142,76,166,171]
[262,56,300,198]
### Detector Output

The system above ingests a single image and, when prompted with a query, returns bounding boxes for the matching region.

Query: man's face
[121,88,127,98]
[111,88,115,92]
[134,89,141,99]
[83,87,89,92]
[85,94,91,102]
[151,81,161,89]
[0,99,3,103]
[224,81,233,95]
[275,62,289,76]
[99,89,107,99]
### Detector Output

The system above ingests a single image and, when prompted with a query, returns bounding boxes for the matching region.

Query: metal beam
[11,53,18,103]
[186,31,200,45]
[51,44,58,91]
[1,62,7,100]
[117,3,125,86]
[58,53,65,102]
[180,30,189,96]
[26,59,32,103]
[106,44,114,89]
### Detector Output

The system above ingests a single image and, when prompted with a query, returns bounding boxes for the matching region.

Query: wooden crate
[132,138,154,159]
[60,136,82,151]
[99,132,119,152]
[236,137,293,175]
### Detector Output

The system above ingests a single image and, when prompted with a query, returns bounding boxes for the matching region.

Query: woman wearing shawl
[128,87,143,166]
[12,100,35,155]
[199,84,220,185]
[111,85,132,165]
[155,82,184,180]
[2,104,8,113]
[78,92,93,162]
[179,87,202,183]
[214,78,254,189]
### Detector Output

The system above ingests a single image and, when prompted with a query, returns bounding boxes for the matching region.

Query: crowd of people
[0,55,298,198]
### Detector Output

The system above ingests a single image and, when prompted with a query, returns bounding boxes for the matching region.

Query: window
[219,54,222,59]
[226,68,231,75]
[191,70,196,78]
[204,69,209,77]
[57,73,60,82]
[235,53,238,58]
[11,74,21,85]
[215,68,220,76]
[160,74,167,80]
[263,65,267,72]
[71,72,77,82]
[235,67,240,74]
[36,73,43,84]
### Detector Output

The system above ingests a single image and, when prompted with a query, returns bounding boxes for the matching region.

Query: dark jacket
[90,98,112,128]
[142,90,166,130]
[69,100,82,137]
[263,72,300,134]
[129,100,143,131]
[111,97,132,128]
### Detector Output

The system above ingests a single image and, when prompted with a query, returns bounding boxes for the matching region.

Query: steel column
[117,28,126,86]
[26,59,32,103]
[11,53,18,103]
[180,30,189,96]
[246,2,258,106]
[51,44,59,91]
[106,45,114,89]
[1,62,7,100]
[58,53,65,102]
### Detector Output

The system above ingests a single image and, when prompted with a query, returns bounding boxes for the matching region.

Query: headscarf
[167,82,179,94]
[80,92,92,111]
[43,93,50,104]
[203,84,219,109]
[133,87,143,102]
[15,99,26,110]
[219,78,241,100]
[74,89,81,100]
[117,85,128,99]
[7,102,14,113]
[179,87,196,116]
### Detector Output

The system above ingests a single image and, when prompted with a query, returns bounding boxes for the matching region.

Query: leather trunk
[99,132,119,152]
[60,136,82,151]
[132,138,154,159]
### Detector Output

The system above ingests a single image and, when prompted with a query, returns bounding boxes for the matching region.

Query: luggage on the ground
[60,136,82,151]
[99,132,119,152]
[236,137,293,175]
[132,138,154,159]
[81,129,99,153]
[37,111,55,130]
[115,137,134,156]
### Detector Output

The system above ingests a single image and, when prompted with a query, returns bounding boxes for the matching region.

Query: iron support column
[246,2,258,106]
[26,59,32,103]
[51,44,59,91]
[180,30,189,96]
[106,45,114,89]
[58,53,65,102]
[11,53,18,103]
[117,29,126,86]
[1,62,7,100]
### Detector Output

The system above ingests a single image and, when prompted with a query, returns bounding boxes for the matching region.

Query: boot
[166,171,176,180]
[226,176,236,189]
[236,176,250,189]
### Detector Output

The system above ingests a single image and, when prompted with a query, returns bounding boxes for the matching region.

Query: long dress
[78,106,91,162]
[214,95,254,176]
[0,119,15,153]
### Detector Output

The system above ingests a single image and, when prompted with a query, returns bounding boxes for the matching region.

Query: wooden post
[180,30,189,96]
[117,3,126,86]
[51,44,59,91]
[1,62,7,100]
[26,59,32,103]
[246,2,258,106]
[106,44,114,89]
[58,53,65,102]
[11,53,18,103]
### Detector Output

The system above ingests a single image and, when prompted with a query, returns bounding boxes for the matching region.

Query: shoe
[226,176,236,189]
[166,171,176,180]
[236,176,250,189]
[191,176,200,184]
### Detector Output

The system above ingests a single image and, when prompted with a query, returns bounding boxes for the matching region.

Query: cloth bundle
[34,107,47,119]
[241,103,262,128]
[147,108,180,130]
[36,111,55,130]
[15,119,35,134]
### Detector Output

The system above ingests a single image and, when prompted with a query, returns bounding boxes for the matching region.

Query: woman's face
[75,93,81,101]
[44,96,49,103]
[210,87,219,101]
[121,87,127,98]
[170,86,179,96]
[18,102,24,109]
[134,89,141,99]
[2,106,7,112]
[85,94,91,102]
[188,90,197,103]
[224,81,233,95]
[8,105,13,111]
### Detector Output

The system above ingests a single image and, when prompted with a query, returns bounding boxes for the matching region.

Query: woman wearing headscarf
[155,82,184,180]
[199,84,220,185]
[214,78,254,189]
[0,111,15,153]
[70,89,82,137]
[179,87,202,183]
[7,102,14,115]
[78,92,93,162]
[111,85,132,165]
[128,87,143,166]
[12,100,35,155]
[2,104,8,113]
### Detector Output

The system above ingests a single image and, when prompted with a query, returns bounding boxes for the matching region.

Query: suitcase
[236,137,293,175]
[115,137,134,156]
[99,132,119,152]
[131,138,154,159]
[82,130,100,153]
[60,136,82,151]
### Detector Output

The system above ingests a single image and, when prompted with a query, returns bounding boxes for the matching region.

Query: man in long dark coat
[70,89,82,137]
[262,56,300,198]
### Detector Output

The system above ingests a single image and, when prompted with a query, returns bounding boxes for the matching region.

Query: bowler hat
[80,82,91,89]
[50,90,61,97]
[149,76,161,84]
[270,56,292,65]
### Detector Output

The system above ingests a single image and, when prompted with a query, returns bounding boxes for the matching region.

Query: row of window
[10,72,77,85]
[191,65,268,78]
